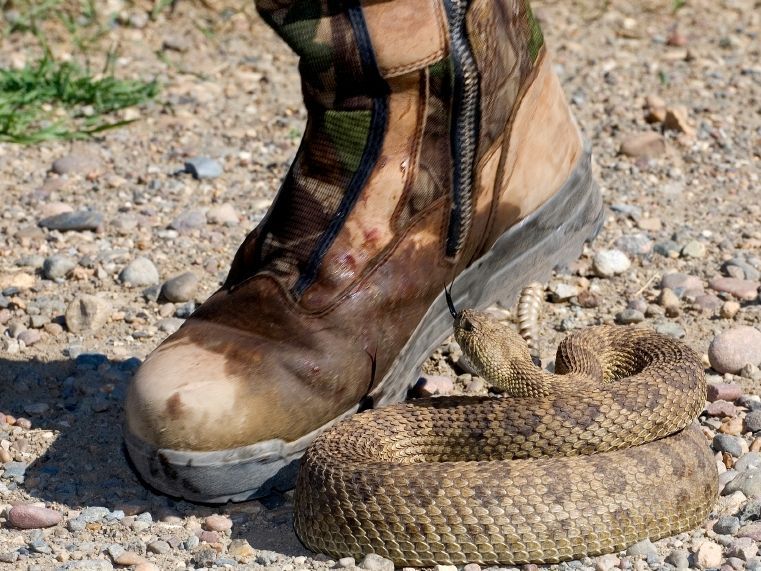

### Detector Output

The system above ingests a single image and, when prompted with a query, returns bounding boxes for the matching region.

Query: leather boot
[125,0,603,502]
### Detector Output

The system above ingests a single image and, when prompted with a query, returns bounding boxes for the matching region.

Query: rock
[741,364,761,382]
[654,240,681,257]
[577,290,600,308]
[413,375,454,397]
[434,566,458,571]
[667,29,688,47]
[655,322,685,338]
[593,249,631,277]
[549,283,579,302]
[724,469,761,498]
[709,327,761,374]
[707,384,743,402]
[738,523,761,541]
[0,271,36,290]
[723,259,761,281]
[722,301,741,319]
[24,402,49,415]
[614,233,653,256]
[198,530,220,543]
[620,132,666,158]
[183,157,223,179]
[746,411,761,434]
[694,541,723,569]
[715,516,741,535]
[664,106,696,137]
[666,549,690,569]
[170,209,207,232]
[714,434,744,457]
[636,217,662,231]
[693,294,723,312]
[203,514,232,532]
[8,505,62,529]
[119,258,160,287]
[116,552,146,566]
[39,211,103,232]
[43,255,77,280]
[17,329,41,346]
[463,565,482,571]
[65,295,112,333]
[147,540,170,555]
[709,277,760,301]
[627,539,657,558]
[51,152,102,175]
[661,273,704,297]
[728,537,759,561]
[644,94,667,123]
[681,240,707,258]
[134,564,159,571]
[161,272,198,303]
[360,553,395,571]
[595,554,620,571]
[658,288,680,317]
[228,539,255,559]
[616,309,645,324]
[206,203,239,226]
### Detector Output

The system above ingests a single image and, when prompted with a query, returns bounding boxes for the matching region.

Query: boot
[125,0,603,502]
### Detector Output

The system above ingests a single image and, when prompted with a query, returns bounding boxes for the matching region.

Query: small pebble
[658,288,680,317]
[413,375,454,397]
[616,309,644,324]
[620,132,666,158]
[614,233,653,256]
[707,400,738,417]
[8,505,62,529]
[42,255,77,280]
[681,240,706,258]
[360,553,395,571]
[707,383,743,402]
[147,540,170,555]
[694,540,723,569]
[715,434,745,457]
[203,514,233,532]
[206,203,239,226]
[627,539,657,558]
[709,327,761,374]
[120,257,160,287]
[715,516,741,535]
[183,157,223,179]
[161,272,199,303]
[593,249,631,277]
[746,411,761,433]
[665,549,690,569]
[65,295,112,333]
[39,210,103,232]
[709,277,760,301]
[655,322,685,338]
[728,537,759,560]
[170,209,207,232]
[725,469,761,498]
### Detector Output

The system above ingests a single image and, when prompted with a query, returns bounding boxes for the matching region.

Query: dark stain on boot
[166,392,184,420]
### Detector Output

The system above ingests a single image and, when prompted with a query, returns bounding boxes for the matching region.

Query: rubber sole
[123,146,603,503]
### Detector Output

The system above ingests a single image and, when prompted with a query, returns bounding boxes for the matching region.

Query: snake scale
[294,294,718,567]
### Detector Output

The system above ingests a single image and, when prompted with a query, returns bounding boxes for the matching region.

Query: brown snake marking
[294,292,718,567]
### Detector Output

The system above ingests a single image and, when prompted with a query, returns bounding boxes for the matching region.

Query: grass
[1,0,161,143]
[0,55,159,143]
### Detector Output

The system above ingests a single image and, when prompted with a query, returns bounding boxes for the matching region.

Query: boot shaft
[230,0,555,300]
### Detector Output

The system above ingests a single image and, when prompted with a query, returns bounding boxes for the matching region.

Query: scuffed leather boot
[125,0,603,502]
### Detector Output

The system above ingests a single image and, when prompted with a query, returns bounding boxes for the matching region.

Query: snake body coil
[294,311,717,567]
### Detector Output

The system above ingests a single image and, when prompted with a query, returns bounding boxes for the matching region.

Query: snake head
[454,309,536,390]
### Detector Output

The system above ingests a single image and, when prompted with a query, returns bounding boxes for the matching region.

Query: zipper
[445,0,480,258]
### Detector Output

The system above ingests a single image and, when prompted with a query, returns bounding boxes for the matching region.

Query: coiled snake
[294,290,718,567]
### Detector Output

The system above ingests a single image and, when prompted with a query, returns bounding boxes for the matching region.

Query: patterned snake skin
[294,310,718,567]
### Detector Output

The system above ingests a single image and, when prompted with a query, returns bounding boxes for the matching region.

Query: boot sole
[123,146,603,503]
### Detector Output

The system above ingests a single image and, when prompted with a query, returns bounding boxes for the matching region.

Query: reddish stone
[707,384,743,403]
[706,400,738,418]
[8,505,62,529]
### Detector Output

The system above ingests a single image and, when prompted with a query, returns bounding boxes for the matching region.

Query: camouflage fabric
[235,0,547,294]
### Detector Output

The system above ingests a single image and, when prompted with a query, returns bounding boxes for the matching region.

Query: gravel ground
[1,0,760,569]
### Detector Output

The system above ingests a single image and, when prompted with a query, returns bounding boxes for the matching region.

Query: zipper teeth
[449,0,478,255]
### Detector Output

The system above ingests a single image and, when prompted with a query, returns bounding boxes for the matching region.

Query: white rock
[593,249,631,277]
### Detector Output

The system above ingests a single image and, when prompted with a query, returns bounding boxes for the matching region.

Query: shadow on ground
[0,355,310,556]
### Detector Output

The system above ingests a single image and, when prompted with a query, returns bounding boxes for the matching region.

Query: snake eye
[461,317,474,332]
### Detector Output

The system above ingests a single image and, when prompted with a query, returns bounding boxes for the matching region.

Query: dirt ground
[0,0,760,569]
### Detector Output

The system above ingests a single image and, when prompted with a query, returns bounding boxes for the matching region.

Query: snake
[293,289,718,567]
